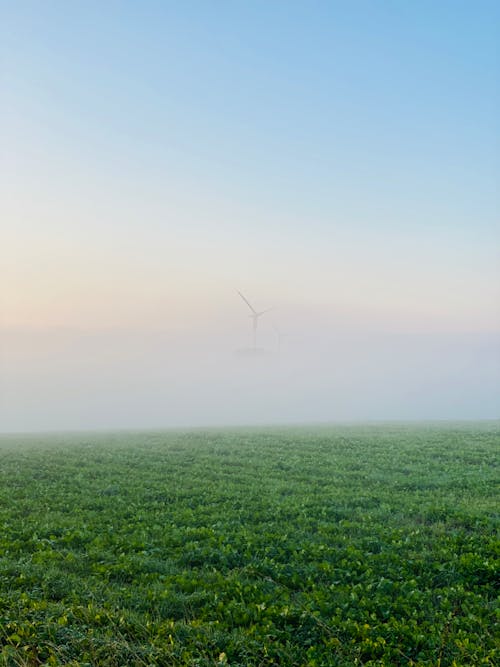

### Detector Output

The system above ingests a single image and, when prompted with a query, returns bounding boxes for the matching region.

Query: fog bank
[1,325,498,432]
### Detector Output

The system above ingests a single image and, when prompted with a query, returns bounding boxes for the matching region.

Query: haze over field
[1,2,499,431]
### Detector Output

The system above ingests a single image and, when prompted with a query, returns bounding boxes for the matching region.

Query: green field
[0,424,498,666]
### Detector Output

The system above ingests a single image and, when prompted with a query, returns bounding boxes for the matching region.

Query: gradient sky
[1,2,499,429]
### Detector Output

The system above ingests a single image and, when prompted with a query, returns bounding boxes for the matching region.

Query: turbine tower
[237,291,272,350]
[273,324,288,352]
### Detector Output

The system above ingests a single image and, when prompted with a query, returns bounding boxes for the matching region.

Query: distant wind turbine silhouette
[272,324,288,352]
[237,291,272,350]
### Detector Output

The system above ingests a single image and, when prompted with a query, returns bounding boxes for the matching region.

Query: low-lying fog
[1,320,498,432]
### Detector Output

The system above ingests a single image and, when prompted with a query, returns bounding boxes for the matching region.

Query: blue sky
[1,2,499,427]
[2,1,499,332]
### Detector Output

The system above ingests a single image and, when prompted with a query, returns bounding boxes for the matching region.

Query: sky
[1,1,499,430]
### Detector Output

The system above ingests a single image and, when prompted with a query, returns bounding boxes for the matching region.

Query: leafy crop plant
[0,423,498,666]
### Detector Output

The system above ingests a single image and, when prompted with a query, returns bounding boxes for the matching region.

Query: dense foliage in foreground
[0,424,498,666]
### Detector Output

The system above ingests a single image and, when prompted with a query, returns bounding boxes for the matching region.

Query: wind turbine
[237,291,272,350]
[272,324,288,352]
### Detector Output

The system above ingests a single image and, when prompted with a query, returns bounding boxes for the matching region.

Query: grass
[0,423,498,666]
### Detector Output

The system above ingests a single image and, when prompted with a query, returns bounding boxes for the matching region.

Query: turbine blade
[257,307,273,316]
[237,290,257,314]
